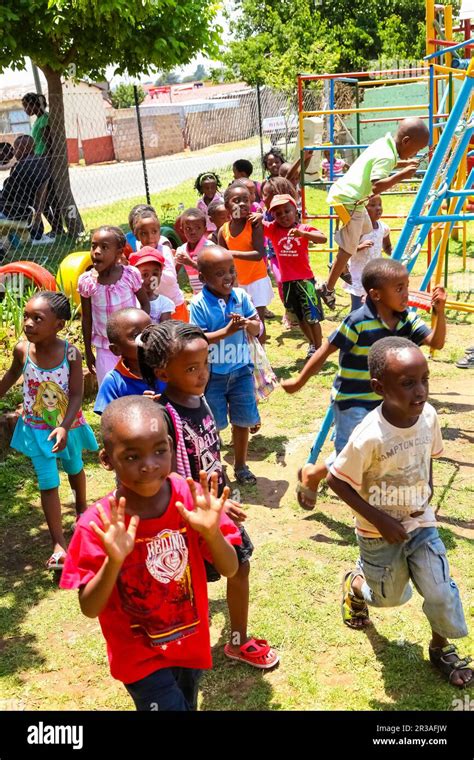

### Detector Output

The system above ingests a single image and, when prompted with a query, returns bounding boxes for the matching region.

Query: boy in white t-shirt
[327,337,473,689]
[345,195,392,311]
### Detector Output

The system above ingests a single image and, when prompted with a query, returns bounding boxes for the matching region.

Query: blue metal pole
[409,213,474,223]
[307,406,334,465]
[424,37,474,61]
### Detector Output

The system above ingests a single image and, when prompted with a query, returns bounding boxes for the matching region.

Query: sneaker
[31,234,55,246]
[456,355,474,369]
[317,283,336,310]
[306,344,316,359]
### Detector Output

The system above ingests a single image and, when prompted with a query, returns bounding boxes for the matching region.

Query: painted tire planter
[56,250,93,305]
[0,261,57,293]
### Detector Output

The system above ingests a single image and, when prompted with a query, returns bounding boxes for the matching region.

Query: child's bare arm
[326,472,409,544]
[177,473,238,578]
[0,342,25,397]
[80,296,95,374]
[251,219,265,256]
[79,496,139,618]
[422,285,446,350]
[372,162,419,195]
[217,228,228,249]
[230,248,263,261]
[383,233,392,255]
[281,340,338,393]
[48,345,84,452]
[136,286,150,314]
[289,228,327,244]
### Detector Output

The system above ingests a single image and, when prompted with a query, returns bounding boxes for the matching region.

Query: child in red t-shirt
[263,194,327,359]
[60,395,240,711]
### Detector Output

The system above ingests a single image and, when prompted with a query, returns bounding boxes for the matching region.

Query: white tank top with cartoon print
[22,342,86,431]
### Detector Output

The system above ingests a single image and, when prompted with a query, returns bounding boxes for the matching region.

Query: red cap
[269,193,297,211]
[129,246,165,268]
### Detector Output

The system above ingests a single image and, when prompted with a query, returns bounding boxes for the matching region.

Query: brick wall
[184,105,254,151]
[111,113,184,161]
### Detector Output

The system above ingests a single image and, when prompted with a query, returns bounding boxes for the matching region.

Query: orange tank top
[221,220,267,286]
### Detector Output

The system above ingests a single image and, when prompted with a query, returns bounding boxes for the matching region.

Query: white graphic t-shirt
[345,221,390,296]
[330,402,444,537]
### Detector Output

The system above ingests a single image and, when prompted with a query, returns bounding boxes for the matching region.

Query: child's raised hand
[176,471,230,539]
[431,284,447,313]
[142,390,161,402]
[401,160,420,179]
[90,495,139,564]
[48,426,68,453]
[249,212,263,227]
[287,227,304,239]
[357,240,374,250]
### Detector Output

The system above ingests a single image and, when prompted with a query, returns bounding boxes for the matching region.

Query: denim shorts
[333,402,371,455]
[205,523,254,582]
[124,666,202,711]
[357,526,467,639]
[205,365,260,431]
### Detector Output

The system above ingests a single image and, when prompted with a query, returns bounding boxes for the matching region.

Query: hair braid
[138,321,208,387]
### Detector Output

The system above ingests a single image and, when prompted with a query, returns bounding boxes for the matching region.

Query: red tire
[0,262,57,292]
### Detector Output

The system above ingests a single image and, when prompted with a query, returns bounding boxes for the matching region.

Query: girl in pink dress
[78,226,149,384]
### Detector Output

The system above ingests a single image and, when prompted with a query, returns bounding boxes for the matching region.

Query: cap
[129,246,165,268]
[269,193,297,211]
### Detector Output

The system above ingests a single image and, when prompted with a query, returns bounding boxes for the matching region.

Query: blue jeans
[357,527,467,639]
[124,667,202,711]
[333,402,371,455]
[205,365,260,431]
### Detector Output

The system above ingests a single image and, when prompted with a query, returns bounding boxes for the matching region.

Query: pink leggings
[269,257,284,303]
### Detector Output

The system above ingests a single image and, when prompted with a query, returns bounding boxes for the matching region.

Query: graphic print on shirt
[117,525,200,646]
[182,411,222,485]
[32,381,67,427]
[364,427,433,519]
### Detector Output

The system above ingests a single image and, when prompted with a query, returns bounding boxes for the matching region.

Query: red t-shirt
[263,221,321,282]
[60,474,241,684]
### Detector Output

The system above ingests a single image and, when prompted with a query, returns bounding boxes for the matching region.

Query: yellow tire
[56,250,92,306]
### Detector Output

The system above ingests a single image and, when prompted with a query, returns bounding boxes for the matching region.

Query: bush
[110,83,145,109]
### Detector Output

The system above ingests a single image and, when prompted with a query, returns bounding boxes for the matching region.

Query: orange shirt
[221,220,267,286]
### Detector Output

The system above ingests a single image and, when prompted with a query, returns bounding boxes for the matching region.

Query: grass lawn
[0,178,473,710]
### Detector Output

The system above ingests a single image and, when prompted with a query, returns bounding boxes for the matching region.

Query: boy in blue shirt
[94,308,166,415]
[189,246,261,485]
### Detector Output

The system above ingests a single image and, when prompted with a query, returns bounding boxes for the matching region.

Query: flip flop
[224,638,279,669]
[296,467,317,509]
[46,550,66,571]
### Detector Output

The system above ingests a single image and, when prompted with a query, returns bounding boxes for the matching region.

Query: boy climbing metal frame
[303,45,473,466]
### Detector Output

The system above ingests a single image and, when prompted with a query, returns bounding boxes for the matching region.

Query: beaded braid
[31,290,71,320]
[137,321,209,387]
[194,172,222,193]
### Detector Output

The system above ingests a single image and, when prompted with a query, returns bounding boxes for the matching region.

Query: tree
[220,0,425,91]
[110,83,145,109]
[0,0,221,236]
[155,71,181,85]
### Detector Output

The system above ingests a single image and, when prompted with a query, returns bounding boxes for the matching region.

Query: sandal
[341,570,371,629]
[46,550,66,571]
[250,423,261,435]
[317,283,336,310]
[296,467,317,509]
[429,644,474,688]
[224,638,279,669]
[234,466,257,485]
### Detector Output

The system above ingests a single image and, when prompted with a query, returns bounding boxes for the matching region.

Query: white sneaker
[31,235,55,246]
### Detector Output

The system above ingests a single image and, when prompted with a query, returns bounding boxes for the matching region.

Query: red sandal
[224,638,279,669]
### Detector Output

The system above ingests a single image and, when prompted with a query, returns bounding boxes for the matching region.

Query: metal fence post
[134,85,151,205]
[256,83,265,177]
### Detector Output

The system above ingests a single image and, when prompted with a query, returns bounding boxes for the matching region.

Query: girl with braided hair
[194,171,223,233]
[0,291,98,569]
[137,320,279,670]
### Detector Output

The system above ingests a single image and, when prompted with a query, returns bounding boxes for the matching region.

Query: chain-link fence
[0,84,298,271]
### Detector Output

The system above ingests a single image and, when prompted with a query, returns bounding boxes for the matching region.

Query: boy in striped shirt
[281,258,446,508]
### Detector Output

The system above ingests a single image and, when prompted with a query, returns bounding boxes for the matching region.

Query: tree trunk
[39,65,84,237]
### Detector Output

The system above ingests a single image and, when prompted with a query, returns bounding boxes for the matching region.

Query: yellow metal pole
[301,104,430,117]
[444,6,453,69]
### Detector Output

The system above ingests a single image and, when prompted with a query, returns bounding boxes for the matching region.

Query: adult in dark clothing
[0,135,51,240]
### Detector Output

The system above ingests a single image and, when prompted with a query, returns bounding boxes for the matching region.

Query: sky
[0,8,230,92]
